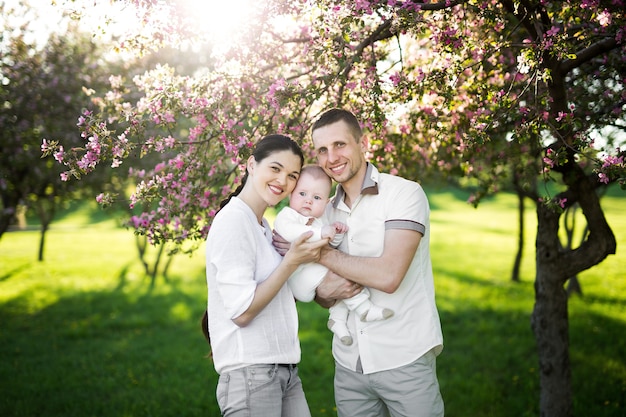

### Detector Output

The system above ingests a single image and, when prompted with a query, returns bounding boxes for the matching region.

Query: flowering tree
[43,0,624,415]
[0,1,119,259]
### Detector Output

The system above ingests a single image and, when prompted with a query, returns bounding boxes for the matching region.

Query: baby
[274,165,393,345]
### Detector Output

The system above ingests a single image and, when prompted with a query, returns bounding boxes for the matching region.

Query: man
[309,108,444,417]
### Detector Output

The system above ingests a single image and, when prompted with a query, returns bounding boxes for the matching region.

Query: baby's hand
[320,224,336,241]
[333,221,349,234]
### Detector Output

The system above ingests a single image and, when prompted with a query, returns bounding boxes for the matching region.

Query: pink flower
[598,10,611,27]
[164,136,176,148]
[546,26,560,37]
[389,72,402,86]
[164,112,176,123]
[543,157,555,168]
[53,146,64,163]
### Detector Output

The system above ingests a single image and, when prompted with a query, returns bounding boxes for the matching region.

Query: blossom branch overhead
[41,0,625,247]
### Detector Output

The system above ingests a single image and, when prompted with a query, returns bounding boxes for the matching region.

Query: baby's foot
[328,319,353,345]
[360,305,394,322]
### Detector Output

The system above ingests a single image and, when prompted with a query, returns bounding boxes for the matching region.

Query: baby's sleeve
[274,207,322,242]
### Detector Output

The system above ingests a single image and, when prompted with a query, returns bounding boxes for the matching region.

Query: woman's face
[249,150,302,207]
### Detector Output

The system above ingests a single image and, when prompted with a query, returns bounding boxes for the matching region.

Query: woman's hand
[233,231,326,328]
[283,231,327,266]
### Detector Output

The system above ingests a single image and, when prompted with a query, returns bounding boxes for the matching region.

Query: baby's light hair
[300,165,331,189]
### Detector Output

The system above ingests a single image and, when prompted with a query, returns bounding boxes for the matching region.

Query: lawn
[1,188,624,417]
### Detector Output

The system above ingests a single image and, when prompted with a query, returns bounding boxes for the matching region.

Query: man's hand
[272,231,291,256]
[314,270,362,309]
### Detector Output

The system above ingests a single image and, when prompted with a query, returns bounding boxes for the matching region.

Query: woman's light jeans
[216,364,311,417]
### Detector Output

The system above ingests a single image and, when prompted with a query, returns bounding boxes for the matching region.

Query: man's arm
[318,228,421,294]
[314,269,363,308]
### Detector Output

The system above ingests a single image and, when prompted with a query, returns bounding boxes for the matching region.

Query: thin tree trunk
[512,190,525,282]
[566,275,582,297]
[38,224,48,262]
[563,205,583,297]
[563,185,607,297]
[36,198,55,262]
[149,243,165,288]
[136,234,151,276]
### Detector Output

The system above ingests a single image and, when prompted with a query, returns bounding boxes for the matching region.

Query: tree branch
[338,19,394,84]
[559,37,619,74]
[500,0,540,41]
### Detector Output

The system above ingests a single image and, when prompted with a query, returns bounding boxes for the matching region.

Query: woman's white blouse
[206,197,301,374]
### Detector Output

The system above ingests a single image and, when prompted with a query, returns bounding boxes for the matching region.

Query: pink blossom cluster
[39,0,625,250]
[596,151,625,185]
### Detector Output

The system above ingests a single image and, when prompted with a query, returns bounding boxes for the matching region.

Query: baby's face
[289,173,330,218]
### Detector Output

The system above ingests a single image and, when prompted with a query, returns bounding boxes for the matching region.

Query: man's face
[312,120,365,185]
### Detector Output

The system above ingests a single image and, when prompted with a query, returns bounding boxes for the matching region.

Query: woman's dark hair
[218,134,304,211]
[201,310,211,354]
[203,134,303,351]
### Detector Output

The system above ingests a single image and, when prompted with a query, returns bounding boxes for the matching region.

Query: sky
[1,0,256,48]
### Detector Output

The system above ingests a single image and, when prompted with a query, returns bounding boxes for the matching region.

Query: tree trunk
[0,193,21,241]
[562,205,583,297]
[533,202,572,417]
[531,276,571,417]
[149,243,165,288]
[38,224,48,262]
[531,162,616,417]
[566,275,582,298]
[134,234,174,287]
[512,190,525,282]
[36,198,55,262]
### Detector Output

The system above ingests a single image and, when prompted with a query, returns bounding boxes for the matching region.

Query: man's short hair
[312,108,362,141]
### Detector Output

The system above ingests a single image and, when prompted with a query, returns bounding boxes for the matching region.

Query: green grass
[1,188,625,417]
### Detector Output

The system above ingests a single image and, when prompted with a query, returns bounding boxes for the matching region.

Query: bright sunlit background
[2,0,258,53]
[182,0,255,46]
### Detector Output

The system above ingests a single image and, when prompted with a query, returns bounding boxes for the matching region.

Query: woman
[204,134,327,416]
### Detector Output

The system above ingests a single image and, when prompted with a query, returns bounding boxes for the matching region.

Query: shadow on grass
[0,281,217,417]
[0,263,31,282]
[569,310,626,415]
[0,273,623,417]
[435,272,626,417]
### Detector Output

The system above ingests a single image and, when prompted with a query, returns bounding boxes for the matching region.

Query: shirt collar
[332,163,379,208]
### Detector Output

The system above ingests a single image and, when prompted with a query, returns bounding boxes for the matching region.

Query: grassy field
[1,187,625,417]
